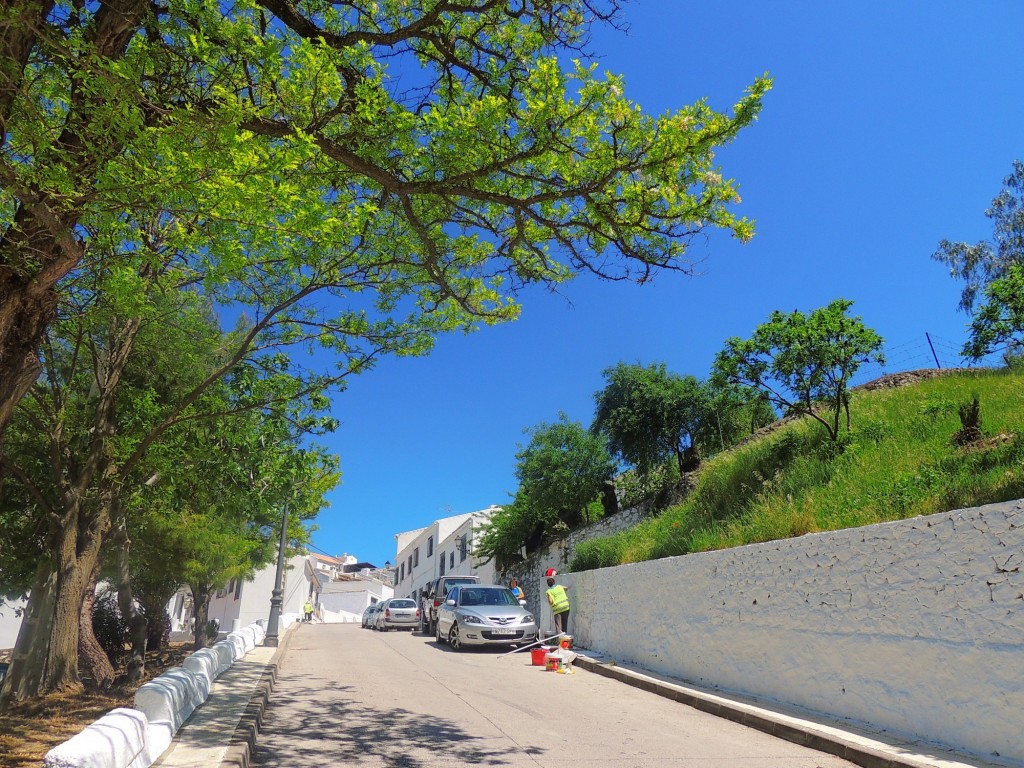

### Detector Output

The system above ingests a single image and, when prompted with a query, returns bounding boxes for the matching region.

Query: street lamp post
[263,503,289,647]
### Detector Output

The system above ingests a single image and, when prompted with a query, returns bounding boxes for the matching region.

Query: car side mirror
[519,599,526,606]
[445,598,456,606]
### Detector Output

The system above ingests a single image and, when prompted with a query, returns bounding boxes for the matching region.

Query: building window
[438,552,446,575]
[427,536,434,557]
[234,579,243,600]
[450,552,455,569]
[414,547,419,568]
[459,535,468,562]
[400,562,405,581]
[407,555,412,575]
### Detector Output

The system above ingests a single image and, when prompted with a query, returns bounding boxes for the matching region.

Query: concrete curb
[572,654,992,768]
[218,629,293,768]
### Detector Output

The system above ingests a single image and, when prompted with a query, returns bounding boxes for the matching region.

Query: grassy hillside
[570,368,1024,571]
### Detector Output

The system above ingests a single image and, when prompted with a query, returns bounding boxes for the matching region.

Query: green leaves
[712,299,884,441]
[477,412,615,568]
[964,264,1024,361]
[934,159,1024,313]
[592,362,709,475]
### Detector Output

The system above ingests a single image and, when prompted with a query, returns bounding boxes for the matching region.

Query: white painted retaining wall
[558,500,1024,766]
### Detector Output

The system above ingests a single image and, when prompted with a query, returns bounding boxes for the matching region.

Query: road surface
[251,623,858,767]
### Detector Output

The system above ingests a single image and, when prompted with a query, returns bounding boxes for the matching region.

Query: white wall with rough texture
[557,500,1024,766]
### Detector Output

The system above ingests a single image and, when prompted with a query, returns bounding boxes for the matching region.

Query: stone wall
[501,500,653,618]
[514,499,1024,765]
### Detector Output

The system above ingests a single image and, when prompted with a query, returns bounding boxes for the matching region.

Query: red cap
[544,568,557,577]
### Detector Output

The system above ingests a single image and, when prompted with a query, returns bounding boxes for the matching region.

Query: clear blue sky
[309,2,1024,568]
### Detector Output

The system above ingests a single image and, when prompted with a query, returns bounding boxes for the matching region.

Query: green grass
[571,368,1024,571]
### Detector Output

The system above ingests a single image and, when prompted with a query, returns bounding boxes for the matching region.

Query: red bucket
[531,646,551,666]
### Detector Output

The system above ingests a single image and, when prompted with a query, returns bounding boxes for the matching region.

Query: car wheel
[435,620,445,644]
[448,623,463,651]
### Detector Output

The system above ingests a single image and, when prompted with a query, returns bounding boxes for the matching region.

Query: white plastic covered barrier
[42,708,153,768]
[42,620,280,768]
[133,667,205,755]
[210,639,235,675]
[181,647,218,691]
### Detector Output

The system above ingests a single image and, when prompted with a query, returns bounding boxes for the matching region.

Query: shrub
[570,538,624,571]
[92,592,129,663]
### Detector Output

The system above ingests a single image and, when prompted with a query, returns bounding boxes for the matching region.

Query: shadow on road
[250,676,546,766]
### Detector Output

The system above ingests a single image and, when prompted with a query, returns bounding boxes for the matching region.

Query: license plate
[492,629,517,635]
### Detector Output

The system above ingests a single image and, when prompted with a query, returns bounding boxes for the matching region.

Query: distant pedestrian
[304,599,314,623]
[544,569,570,638]
[509,578,525,603]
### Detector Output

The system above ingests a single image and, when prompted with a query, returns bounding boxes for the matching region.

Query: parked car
[375,598,419,631]
[420,574,479,635]
[435,584,537,651]
[362,602,381,629]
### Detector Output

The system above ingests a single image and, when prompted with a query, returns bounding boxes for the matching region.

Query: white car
[375,598,419,631]
[435,585,537,650]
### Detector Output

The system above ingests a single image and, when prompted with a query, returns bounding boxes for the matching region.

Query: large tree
[933,159,1024,313]
[933,160,1024,363]
[711,299,884,442]
[0,262,336,701]
[0,0,770,445]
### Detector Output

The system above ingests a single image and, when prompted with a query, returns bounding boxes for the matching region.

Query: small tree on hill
[711,299,884,442]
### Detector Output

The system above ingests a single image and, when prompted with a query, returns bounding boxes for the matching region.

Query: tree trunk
[0,561,56,709]
[41,519,101,696]
[144,602,171,651]
[0,270,57,448]
[114,532,147,682]
[190,583,213,650]
[78,567,115,689]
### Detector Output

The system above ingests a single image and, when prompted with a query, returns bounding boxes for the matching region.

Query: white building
[393,507,499,606]
[309,553,394,623]
[0,598,26,651]
[202,553,316,632]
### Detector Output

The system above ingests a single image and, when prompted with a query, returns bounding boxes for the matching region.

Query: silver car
[376,598,419,631]
[362,602,381,628]
[435,585,537,650]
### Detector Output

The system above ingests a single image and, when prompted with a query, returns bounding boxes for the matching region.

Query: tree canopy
[477,413,614,569]
[963,264,1024,361]
[933,159,1024,313]
[933,160,1024,362]
[592,362,710,475]
[0,0,770,444]
[711,299,884,441]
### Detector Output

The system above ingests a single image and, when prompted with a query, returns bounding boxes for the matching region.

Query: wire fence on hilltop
[848,333,1008,388]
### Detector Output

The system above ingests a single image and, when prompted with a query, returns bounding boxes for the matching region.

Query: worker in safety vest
[544,568,570,638]
[303,599,314,623]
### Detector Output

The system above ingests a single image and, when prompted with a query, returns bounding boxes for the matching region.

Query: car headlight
[461,615,484,625]
[521,614,535,624]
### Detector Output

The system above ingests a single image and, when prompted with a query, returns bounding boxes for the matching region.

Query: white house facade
[393,507,499,605]
[201,553,315,633]
[309,553,394,622]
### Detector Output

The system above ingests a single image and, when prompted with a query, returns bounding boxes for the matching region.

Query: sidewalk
[151,627,292,768]
[571,651,1006,768]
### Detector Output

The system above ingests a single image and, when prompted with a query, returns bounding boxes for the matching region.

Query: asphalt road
[250,623,859,767]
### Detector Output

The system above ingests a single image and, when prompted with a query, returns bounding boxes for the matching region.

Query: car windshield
[440,578,475,592]
[390,600,416,608]
[458,588,519,607]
